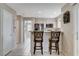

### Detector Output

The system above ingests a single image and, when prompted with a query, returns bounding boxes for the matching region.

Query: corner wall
[61,4,74,56]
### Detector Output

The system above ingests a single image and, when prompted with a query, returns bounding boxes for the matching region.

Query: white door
[72,4,79,56]
[77,4,79,56]
[3,9,13,55]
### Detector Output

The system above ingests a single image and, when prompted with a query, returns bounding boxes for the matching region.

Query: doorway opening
[23,20,32,55]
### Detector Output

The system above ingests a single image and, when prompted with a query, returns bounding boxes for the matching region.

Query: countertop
[29,30,63,33]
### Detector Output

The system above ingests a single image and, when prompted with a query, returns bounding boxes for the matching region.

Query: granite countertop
[29,30,63,33]
[29,30,51,32]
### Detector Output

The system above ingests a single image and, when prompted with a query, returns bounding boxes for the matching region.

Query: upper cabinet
[46,24,53,28]
[34,23,44,31]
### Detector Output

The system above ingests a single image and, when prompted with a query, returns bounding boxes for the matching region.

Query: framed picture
[63,11,70,24]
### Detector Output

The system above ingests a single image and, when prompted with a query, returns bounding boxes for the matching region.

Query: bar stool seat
[49,39,58,42]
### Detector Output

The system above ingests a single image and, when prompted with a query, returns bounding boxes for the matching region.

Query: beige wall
[61,4,74,56]
[16,15,23,44]
[16,15,20,44]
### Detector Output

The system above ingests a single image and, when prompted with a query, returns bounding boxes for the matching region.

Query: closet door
[72,4,79,56]
[0,8,3,56]
[77,4,79,56]
[3,9,13,55]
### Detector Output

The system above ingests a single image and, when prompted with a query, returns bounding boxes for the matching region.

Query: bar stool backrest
[51,31,60,42]
[34,31,43,41]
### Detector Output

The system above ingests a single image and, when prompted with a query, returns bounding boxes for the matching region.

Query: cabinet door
[34,24,39,30]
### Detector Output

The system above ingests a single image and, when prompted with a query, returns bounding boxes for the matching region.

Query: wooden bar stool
[49,31,60,55]
[33,31,43,54]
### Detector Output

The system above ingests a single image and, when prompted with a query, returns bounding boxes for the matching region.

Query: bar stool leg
[55,43,57,52]
[50,42,52,54]
[57,44,59,55]
[41,42,43,55]
[33,42,36,54]
[49,41,50,54]
[42,42,43,54]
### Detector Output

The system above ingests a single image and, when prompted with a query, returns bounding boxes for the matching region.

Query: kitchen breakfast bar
[30,30,63,55]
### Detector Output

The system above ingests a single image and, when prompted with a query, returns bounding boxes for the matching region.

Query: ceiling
[7,3,65,18]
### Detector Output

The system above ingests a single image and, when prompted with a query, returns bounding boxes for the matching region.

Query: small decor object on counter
[63,11,70,24]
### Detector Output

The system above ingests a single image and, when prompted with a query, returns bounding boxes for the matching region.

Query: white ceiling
[7,3,65,18]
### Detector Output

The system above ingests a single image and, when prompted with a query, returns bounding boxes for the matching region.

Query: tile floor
[7,43,31,56]
[32,51,60,56]
[7,43,63,56]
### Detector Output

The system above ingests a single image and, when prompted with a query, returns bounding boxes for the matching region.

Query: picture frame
[63,11,70,24]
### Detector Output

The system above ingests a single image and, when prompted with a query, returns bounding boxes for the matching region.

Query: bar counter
[29,30,63,55]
